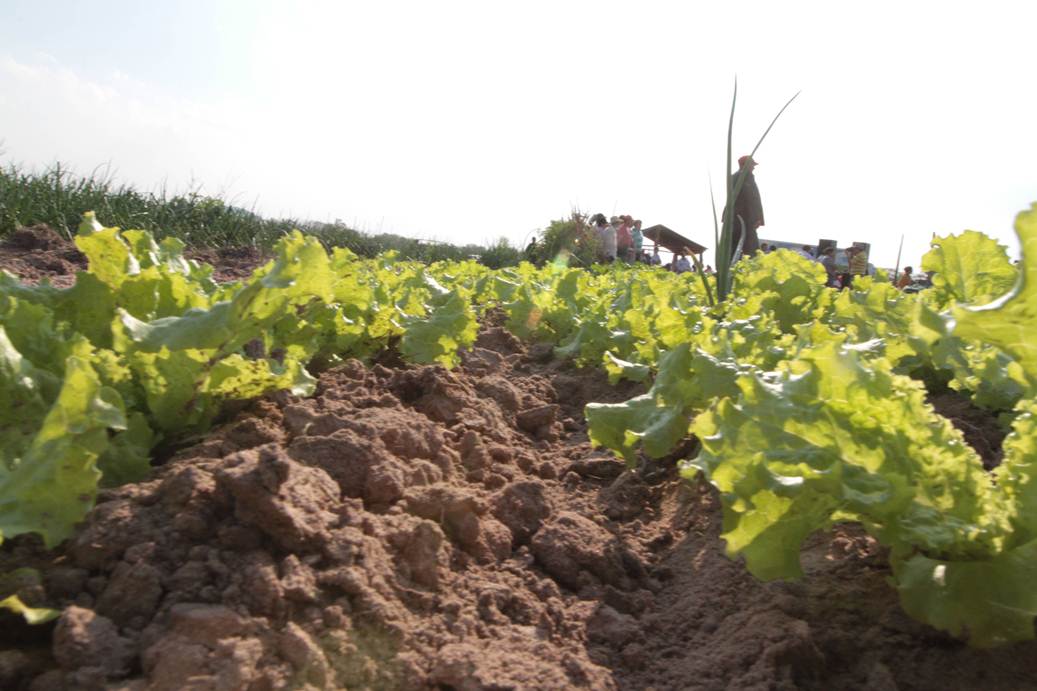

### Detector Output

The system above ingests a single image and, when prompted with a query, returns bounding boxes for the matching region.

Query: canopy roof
[642,224,707,255]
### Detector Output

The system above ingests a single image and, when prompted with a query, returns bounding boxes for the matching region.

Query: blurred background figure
[729,155,764,258]
[819,246,837,286]
[897,265,914,289]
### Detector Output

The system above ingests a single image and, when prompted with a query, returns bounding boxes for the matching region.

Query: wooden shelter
[642,224,707,255]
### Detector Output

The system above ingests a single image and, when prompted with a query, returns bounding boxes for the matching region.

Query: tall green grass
[0,161,521,266]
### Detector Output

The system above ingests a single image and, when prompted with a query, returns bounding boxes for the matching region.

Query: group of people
[588,214,715,273]
[577,155,913,291]
[589,213,648,263]
[812,244,865,289]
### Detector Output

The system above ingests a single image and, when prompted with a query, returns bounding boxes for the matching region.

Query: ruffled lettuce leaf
[952,204,1037,392]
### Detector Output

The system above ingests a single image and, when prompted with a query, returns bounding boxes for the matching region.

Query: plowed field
[1,229,1035,690]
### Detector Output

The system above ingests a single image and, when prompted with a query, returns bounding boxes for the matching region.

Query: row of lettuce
[507,209,1037,649]
[2,208,1036,646]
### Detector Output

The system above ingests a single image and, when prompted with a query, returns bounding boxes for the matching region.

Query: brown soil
[0,225,85,288]
[184,246,268,284]
[929,391,1008,469]
[1,244,1035,690]
[0,225,267,287]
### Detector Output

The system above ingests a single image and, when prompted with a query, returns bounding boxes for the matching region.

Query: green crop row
[2,205,1035,647]
[490,206,1036,648]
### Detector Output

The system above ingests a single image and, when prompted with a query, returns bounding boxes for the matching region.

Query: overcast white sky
[2,1,1035,268]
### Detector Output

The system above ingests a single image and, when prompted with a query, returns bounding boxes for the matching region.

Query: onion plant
[709,82,799,303]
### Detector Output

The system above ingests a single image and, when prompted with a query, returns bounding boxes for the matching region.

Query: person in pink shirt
[616,215,633,261]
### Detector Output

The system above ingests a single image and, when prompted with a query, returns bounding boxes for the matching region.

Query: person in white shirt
[649,247,662,265]
[675,254,692,273]
[602,217,619,262]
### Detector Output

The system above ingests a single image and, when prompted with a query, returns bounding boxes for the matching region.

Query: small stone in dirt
[603,585,652,616]
[568,457,625,480]
[278,623,330,688]
[460,430,491,471]
[537,461,559,480]
[601,472,650,521]
[866,662,900,691]
[28,669,66,691]
[350,407,446,460]
[462,346,505,373]
[531,512,643,591]
[143,634,267,691]
[474,325,524,354]
[527,342,555,362]
[53,606,133,678]
[239,552,286,618]
[474,376,522,413]
[168,603,249,646]
[491,480,553,545]
[95,561,163,626]
[0,650,34,689]
[482,473,508,490]
[45,567,89,600]
[516,404,558,434]
[392,518,447,589]
[216,445,341,552]
[403,484,508,562]
[217,524,263,552]
[404,484,484,523]
[620,642,646,671]
[430,642,603,690]
[587,605,644,648]
[280,555,320,603]
[224,416,285,449]
[487,444,513,463]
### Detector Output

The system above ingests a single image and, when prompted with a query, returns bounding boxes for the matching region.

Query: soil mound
[184,246,267,283]
[929,390,1007,469]
[0,227,266,287]
[0,225,85,287]
[3,327,654,689]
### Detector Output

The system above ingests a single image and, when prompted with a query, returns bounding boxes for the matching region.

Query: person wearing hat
[589,213,609,261]
[819,246,838,286]
[616,215,633,261]
[727,155,764,258]
[897,266,914,290]
[848,245,869,276]
[837,245,866,288]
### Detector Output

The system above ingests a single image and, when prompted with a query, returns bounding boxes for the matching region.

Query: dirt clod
[52,606,132,677]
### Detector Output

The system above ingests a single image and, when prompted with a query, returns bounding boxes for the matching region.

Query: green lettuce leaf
[0,594,59,625]
[587,345,740,464]
[923,229,1018,309]
[952,204,1037,390]
[399,289,478,368]
[682,341,1008,580]
[894,538,1037,648]
[0,356,126,547]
